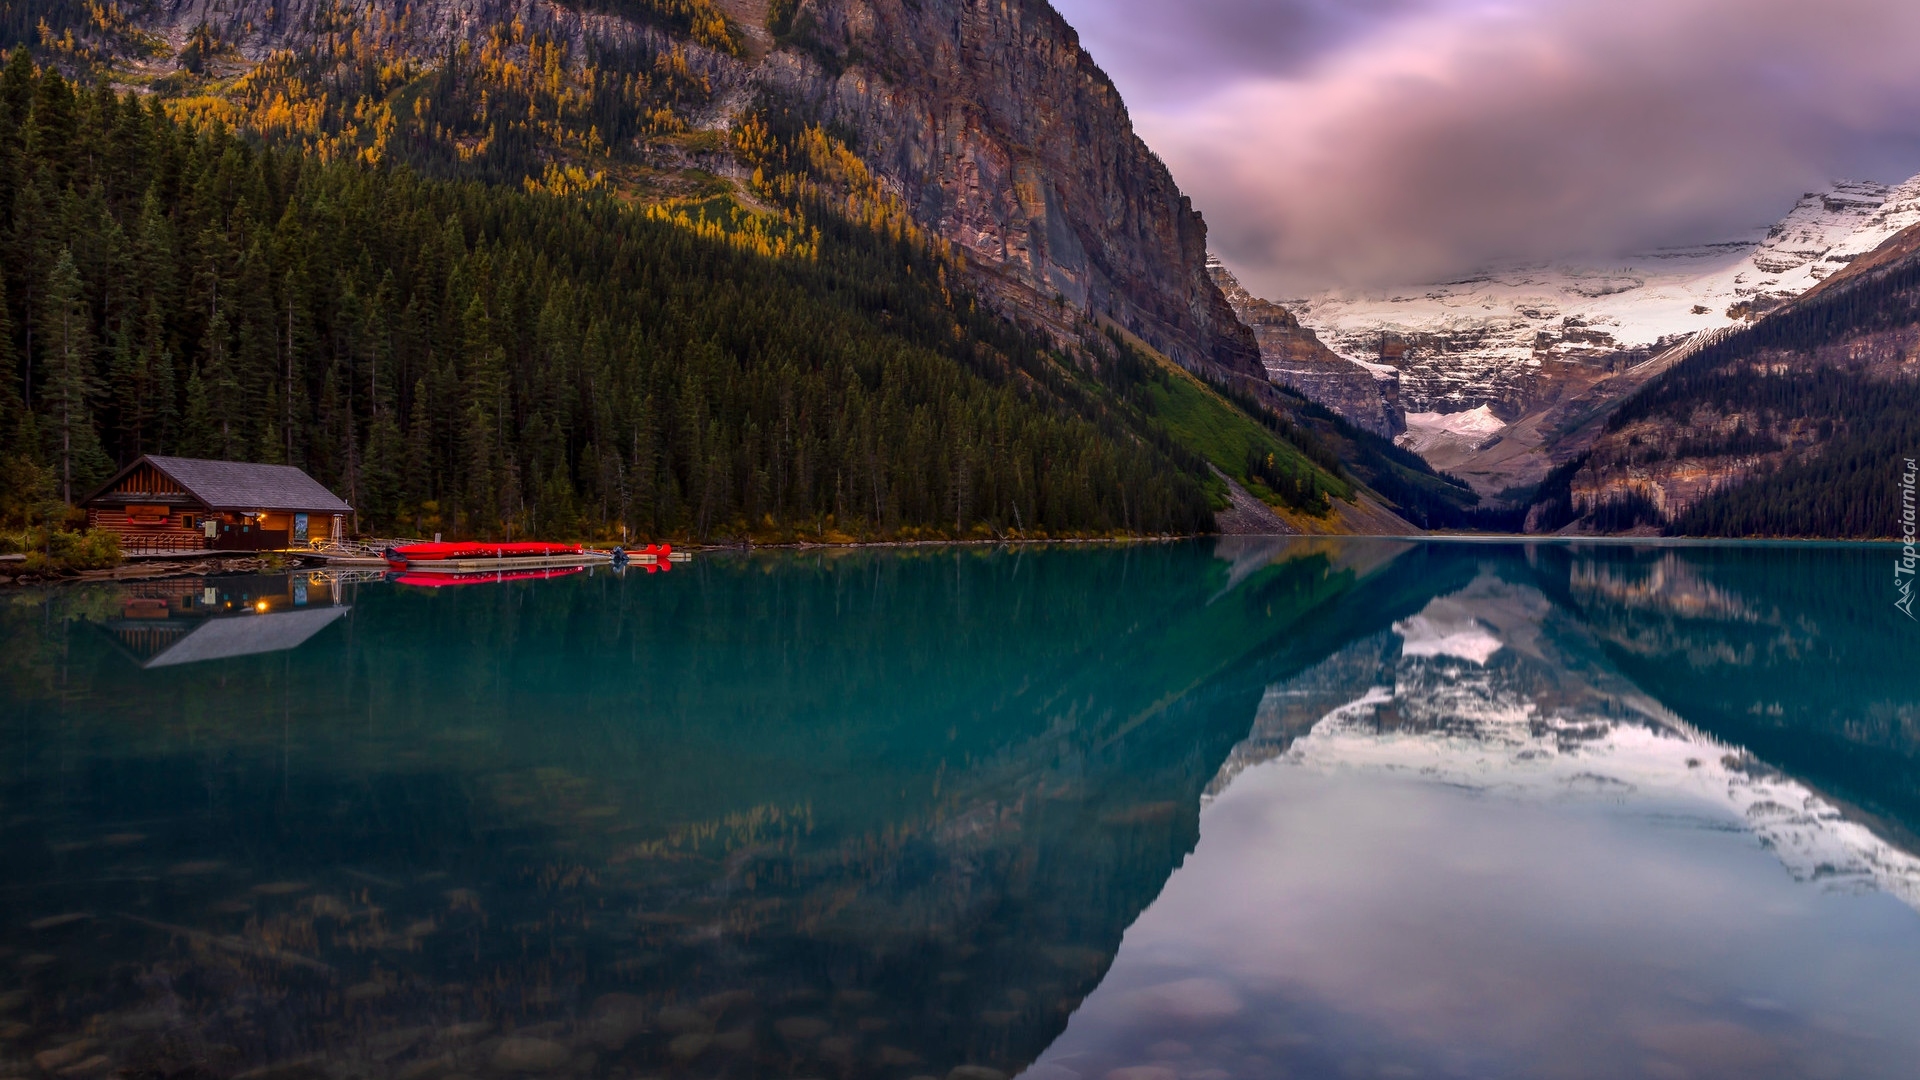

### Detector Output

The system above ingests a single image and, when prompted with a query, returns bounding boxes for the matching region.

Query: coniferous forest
[0,47,1255,542]
[1574,242,1920,539]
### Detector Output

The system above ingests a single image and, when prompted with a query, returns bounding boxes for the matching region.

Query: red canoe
[389,542,584,564]
[385,541,672,571]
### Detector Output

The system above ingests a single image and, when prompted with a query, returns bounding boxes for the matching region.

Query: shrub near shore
[0,527,121,574]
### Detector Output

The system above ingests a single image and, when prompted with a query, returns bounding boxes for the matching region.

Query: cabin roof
[86,455,354,514]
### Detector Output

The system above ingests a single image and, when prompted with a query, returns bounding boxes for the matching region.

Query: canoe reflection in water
[390,566,590,588]
[2,541,1918,1080]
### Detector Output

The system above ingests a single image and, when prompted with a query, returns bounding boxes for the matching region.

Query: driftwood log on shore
[0,554,299,587]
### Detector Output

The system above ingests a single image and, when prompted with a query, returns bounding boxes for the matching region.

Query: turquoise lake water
[1,540,1917,1079]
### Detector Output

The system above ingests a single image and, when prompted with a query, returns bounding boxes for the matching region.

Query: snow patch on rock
[1393,611,1505,666]
[1396,405,1508,455]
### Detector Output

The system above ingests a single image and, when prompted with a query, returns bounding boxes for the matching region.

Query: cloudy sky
[1047,0,1920,298]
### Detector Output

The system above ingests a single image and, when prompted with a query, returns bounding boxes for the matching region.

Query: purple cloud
[1052,0,1436,98]
[1051,0,1920,295]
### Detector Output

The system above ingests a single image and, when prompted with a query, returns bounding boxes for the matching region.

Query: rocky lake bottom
[1,539,1916,1080]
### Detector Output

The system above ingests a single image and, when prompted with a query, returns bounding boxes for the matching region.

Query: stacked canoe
[384,542,688,576]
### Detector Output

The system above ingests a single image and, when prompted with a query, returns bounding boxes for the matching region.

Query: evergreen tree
[363,410,403,525]
[0,48,32,127]
[0,272,19,441]
[180,366,216,459]
[22,65,75,187]
[36,249,110,502]
[403,381,435,526]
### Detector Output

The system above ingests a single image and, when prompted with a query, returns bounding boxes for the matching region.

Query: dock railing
[303,537,428,560]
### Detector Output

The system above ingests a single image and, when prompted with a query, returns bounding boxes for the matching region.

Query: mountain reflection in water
[0,542,1916,1080]
[1035,551,1920,1080]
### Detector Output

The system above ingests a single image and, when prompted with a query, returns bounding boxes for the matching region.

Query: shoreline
[1407,533,1915,549]
[3,531,1910,588]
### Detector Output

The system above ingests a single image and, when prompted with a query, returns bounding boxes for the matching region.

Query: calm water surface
[1,540,1917,1080]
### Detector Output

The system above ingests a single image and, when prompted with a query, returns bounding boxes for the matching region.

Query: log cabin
[82,456,355,553]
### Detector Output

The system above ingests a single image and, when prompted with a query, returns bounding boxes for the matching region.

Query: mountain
[776,0,1266,382]
[1250,174,1920,501]
[1290,174,1920,417]
[1525,219,1920,537]
[1207,257,1401,439]
[3,1,1399,542]
[0,79,1237,541]
[15,0,1260,383]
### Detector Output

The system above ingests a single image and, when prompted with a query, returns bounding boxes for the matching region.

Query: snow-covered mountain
[1282,173,1920,419]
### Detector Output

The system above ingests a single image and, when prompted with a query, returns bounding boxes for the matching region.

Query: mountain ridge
[1284,172,1920,423]
[1215,173,1920,508]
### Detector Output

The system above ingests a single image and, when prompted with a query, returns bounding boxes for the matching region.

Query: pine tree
[0,48,32,127]
[180,365,216,458]
[8,176,54,412]
[461,397,495,530]
[403,380,435,526]
[147,323,179,454]
[37,250,111,503]
[198,304,244,459]
[0,272,20,442]
[23,66,76,187]
[106,325,144,460]
[363,410,403,525]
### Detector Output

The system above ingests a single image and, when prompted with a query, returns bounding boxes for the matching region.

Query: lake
[1,540,1917,1080]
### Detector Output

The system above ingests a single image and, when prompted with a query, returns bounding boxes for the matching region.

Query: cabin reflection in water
[102,572,350,667]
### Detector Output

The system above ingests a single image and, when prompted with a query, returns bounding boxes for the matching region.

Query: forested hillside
[1530,226,1920,539]
[1,0,1263,381]
[0,48,1290,541]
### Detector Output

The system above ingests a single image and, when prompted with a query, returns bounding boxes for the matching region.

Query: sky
[1047,0,1920,298]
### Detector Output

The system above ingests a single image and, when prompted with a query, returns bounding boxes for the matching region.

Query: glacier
[1281,172,1920,418]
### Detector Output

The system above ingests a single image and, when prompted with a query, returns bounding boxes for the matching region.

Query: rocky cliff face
[1207,258,1402,438]
[764,0,1262,380]
[117,0,1261,382]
